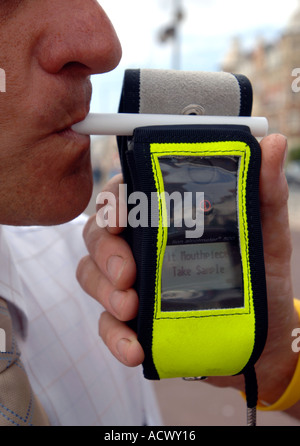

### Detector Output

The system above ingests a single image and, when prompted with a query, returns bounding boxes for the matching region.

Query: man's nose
[36,1,122,76]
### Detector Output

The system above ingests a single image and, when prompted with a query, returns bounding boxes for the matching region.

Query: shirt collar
[0,225,28,338]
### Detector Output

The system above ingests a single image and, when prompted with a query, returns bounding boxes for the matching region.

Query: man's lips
[56,126,90,144]
[54,125,92,176]
[54,108,91,145]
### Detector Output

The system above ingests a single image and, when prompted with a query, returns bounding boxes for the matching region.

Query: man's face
[0,0,121,225]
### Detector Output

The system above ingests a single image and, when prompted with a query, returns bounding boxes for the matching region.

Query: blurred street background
[84,0,300,426]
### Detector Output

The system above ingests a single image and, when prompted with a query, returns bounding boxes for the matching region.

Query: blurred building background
[85,136,120,216]
[88,0,300,198]
[222,0,300,152]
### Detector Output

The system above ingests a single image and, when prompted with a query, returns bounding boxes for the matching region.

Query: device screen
[158,155,244,312]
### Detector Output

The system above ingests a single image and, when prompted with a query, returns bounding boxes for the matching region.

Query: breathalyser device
[73,69,269,425]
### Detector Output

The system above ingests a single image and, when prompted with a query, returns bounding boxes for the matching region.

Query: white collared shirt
[0,216,161,426]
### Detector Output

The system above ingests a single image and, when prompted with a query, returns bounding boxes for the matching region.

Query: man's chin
[5,188,92,227]
[39,166,94,226]
[38,191,93,226]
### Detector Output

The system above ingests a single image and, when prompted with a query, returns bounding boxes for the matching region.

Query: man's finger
[82,215,136,290]
[259,133,291,265]
[99,312,144,367]
[95,173,127,235]
[76,255,139,321]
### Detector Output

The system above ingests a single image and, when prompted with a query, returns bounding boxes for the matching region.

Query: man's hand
[77,174,144,367]
[77,134,300,414]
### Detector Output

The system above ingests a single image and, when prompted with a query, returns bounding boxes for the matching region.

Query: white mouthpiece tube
[72,113,268,138]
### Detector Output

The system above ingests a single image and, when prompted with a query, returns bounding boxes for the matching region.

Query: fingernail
[117,338,130,363]
[107,256,125,284]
